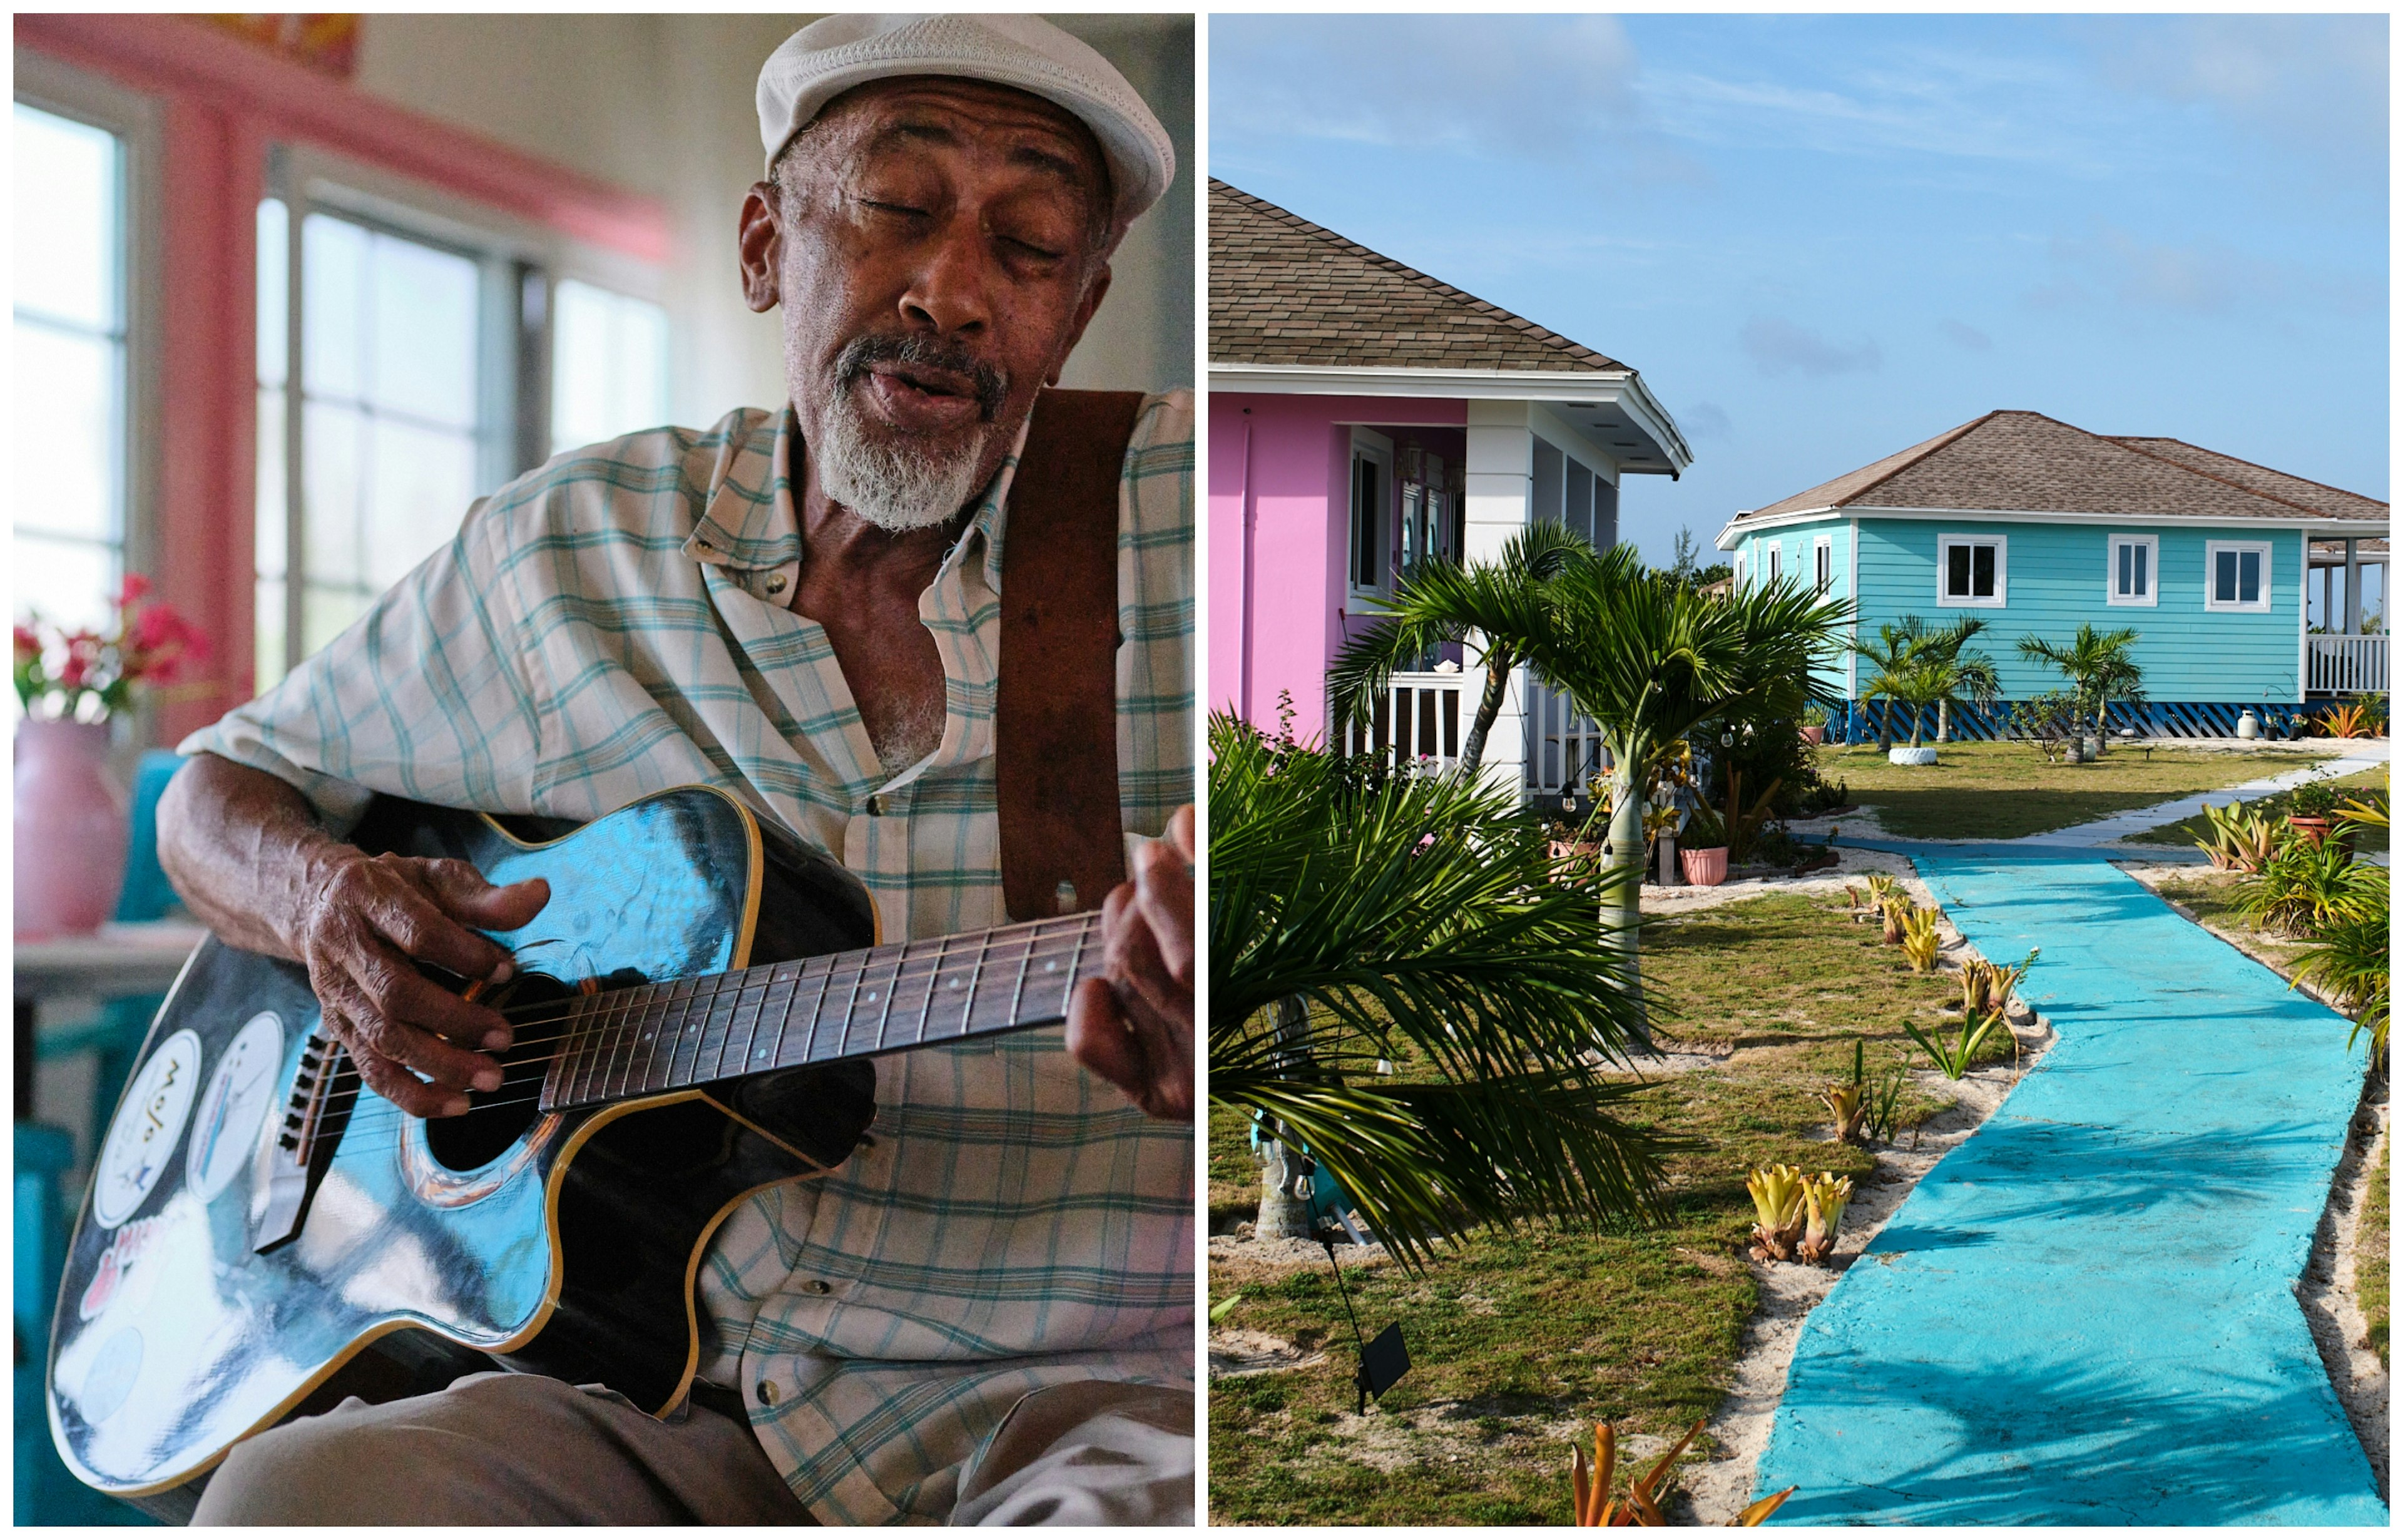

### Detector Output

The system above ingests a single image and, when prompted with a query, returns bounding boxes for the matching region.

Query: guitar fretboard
[539,912,1104,1111]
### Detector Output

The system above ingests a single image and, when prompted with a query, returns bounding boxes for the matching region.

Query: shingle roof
[1208,180,1626,373]
[1742,410,2387,526]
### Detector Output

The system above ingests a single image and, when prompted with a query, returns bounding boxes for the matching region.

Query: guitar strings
[269,932,1109,1153]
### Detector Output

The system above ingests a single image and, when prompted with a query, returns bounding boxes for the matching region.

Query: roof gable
[1742,410,2385,526]
[1208,180,1625,374]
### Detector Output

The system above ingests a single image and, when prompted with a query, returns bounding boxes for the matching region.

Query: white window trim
[1813,534,1834,594]
[1733,550,1749,590]
[1347,426,1394,600]
[2106,533,2160,608]
[1936,532,2008,608]
[2205,539,2274,613]
[1765,542,1782,588]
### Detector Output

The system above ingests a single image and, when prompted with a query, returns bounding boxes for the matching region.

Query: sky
[1211,13,2389,574]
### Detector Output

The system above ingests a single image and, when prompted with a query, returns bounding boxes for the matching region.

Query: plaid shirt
[181,392,1196,1524]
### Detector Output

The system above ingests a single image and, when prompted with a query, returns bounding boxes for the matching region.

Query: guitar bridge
[251,1028,359,1253]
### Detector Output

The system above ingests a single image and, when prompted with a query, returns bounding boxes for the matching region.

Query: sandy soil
[2297,1085,2390,1505]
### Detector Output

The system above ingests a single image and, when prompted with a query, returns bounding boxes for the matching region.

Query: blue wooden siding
[1740,518,2304,705]
[1736,518,1854,697]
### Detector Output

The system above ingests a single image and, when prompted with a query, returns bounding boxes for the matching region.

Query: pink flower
[13,625,39,661]
[115,573,152,608]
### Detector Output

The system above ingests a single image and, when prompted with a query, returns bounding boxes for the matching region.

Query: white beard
[813,384,995,533]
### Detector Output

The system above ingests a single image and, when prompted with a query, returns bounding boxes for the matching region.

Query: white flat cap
[757,14,1176,240]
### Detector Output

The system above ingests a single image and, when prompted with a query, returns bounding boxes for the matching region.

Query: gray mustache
[836,334,1008,421]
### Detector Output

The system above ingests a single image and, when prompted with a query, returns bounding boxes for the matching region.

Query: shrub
[2237,836,2382,939]
[2287,780,2342,821]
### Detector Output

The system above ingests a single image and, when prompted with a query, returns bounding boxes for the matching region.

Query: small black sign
[1355,1322,1411,1412]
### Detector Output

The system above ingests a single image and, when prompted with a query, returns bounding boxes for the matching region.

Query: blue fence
[1837,700,2313,745]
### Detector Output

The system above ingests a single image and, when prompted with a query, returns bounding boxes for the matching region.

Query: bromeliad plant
[1209,714,1675,1266]
[2237,833,2384,939]
[1906,1009,2011,1080]
[2196,800,2280,874]
[1899,905,1944,972]
[1569,1419,1795,1526]
[1746,1163,1809,1262]
[1797,1173,1853,1266]
[1961,948,2039,1017]
[1822,1041,1870,1145]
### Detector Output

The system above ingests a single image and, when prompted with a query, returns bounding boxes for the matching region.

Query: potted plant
[2285,781,2341,847]
[1678,800,1729,887]
[1800,704,1829,747]
[15,577,207,937]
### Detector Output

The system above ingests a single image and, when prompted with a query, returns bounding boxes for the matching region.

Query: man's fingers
[345,1033,470,1120]
[370,881,523,992]
[1127,838,1195,989]
[327,955,504,1093]
[1165,803,1195,863]
[1064,976,1146,1100]
[421,860,550,968]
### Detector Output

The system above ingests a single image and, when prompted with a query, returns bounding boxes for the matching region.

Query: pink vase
[1680,845,1730,887]
[14,718,129,938]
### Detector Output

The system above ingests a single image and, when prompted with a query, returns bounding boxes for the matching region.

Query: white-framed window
[1765,543,1782,588]
[2108,533,2158,607]
[2205,540,2272,612]
[13,61,160,727]
[1347,428,1393,596]
[1937,533,2006,607]
[1733,550,1748,590]
[255,145,669,691]
[1813,534,1834,594]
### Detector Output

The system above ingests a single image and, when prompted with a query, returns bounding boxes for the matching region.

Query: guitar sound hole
[422,972,572,1173]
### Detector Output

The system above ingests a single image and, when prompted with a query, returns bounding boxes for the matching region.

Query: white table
[14,920,208,1117]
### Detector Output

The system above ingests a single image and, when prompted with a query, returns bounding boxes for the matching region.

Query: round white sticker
[187,1013,284,1204]
[93,1029,204,1230]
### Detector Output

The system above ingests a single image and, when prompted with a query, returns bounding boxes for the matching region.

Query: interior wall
[350,13,1195,432]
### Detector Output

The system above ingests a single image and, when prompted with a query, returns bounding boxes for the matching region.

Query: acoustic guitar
[45,785,1112,1517]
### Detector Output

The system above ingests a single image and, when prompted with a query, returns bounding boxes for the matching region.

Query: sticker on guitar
[188,1012,284,1203]
[91,1029,203,1230]
[78,1215,165,1322]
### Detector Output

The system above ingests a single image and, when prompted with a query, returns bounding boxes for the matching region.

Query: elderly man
[163,15,1194,1526]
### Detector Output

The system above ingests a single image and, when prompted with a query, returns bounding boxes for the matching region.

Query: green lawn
[2123,765,2389,852]
[1816,740,2342,840]
[2363,1138,2389,1369]
[1208,894,1994,1525]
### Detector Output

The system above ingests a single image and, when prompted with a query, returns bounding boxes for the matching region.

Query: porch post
[1464,401,1536,798]
[2344,538,2362,635]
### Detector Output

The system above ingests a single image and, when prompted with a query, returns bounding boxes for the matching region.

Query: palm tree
[1518,555,1852,1031]
[1851,620,1928,752]
[1328,522,1595,778]
[1851,616,1994,747]
[2018,623,2145,751]
[1209,713,1673,1262]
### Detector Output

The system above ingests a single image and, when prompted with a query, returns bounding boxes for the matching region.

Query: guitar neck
[539,912,1105,1111]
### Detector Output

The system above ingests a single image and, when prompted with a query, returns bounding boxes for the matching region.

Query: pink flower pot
[1801,725,1826,745]
[1680,845,1730,887]
[14,718,128,938]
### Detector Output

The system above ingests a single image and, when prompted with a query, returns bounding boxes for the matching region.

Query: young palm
[1328,521,1596,777]
[1210,714,1673,1262]
[1851,619,1936,750]
[1519,560,1852,1034]
[2018,623,2145,747]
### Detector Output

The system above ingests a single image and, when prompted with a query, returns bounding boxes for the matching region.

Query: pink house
[1209,180,1693,799]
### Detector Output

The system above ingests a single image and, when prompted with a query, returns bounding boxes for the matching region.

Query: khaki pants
[189,1371,1192,1526]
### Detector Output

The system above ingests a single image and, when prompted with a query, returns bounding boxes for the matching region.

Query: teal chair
[15,751,183,1526]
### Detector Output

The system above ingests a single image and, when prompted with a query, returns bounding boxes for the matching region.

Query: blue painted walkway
[1755,843,2385,1525]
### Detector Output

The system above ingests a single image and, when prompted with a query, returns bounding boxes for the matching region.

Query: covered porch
[2307,535,2389,696]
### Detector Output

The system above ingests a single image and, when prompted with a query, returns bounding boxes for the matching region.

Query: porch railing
[1525,678,1607,798]
[1340,671,1463,775]
[2308,633,2388,696]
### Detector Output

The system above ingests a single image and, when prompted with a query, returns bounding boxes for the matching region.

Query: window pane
[1947,544,1970,596]
[14,105,118,330]
[2133,544,2147,596]
[254,576,286,693]
[371,234,479,428]
[302,213,368,400]
[2240,551,2262,604]
[2118,543,2132,595]
[14,536,114,635]
[257,198,289,387]
[304,399,364,591]
[2216,549,2238,603]
[1972,544,1994,597]
[552,279,669,454]
[14,322,118,541]
[364,417,474,587]
[256,387,286,581]
[300,583,367,659]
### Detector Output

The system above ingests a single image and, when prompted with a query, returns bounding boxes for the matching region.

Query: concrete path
[2032,741,2388,847]
[1753,842,2385,1525]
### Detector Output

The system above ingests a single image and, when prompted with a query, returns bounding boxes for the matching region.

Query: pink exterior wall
[1209,392,1467,744]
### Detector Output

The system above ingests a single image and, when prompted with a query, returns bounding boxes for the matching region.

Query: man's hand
[158,754,549,1119]
[1065,804,1195,1121]
[293,852,549,1118]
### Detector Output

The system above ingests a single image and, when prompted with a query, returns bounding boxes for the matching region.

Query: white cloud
[2033,224,2382,317]
[2083,15,2387,171]
[1941,319,1994,352]
[1741,317,1881,379]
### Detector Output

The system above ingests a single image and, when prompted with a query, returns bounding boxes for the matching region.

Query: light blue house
[1715,411,2389,738]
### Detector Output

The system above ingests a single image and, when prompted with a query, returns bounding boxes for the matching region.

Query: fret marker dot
[866,992,879,1004]
[947,977,962,990]
[1044,961,1058,972]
